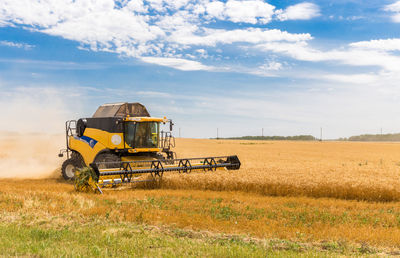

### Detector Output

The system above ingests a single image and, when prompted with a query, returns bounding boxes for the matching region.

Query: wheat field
[163,139,400,202]
[2,135,400,255]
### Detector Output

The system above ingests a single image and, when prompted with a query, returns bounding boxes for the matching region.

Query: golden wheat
[153,139,400,202]
[2,136,400,248]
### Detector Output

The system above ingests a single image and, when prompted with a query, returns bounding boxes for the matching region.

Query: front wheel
[61,158,81,180]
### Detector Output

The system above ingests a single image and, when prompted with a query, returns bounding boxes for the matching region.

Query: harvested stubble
[141,139,400,202]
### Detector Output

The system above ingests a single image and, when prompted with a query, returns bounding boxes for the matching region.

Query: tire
[71,151,85,165]
[61,158,81,180]
[94,153,120,169]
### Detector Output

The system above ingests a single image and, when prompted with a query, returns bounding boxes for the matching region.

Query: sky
[1,0,400,139]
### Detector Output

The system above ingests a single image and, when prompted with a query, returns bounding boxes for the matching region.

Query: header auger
[58,102,241,193]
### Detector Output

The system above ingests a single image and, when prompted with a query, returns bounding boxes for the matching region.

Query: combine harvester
[58,103,241,193]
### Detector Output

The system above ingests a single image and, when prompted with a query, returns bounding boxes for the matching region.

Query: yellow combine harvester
[58,102,240,193]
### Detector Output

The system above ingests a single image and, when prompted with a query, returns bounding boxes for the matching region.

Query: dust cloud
[0,133,64,178]
[0,87,79,179]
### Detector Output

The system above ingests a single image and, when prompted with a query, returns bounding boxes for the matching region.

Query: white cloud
[0,0,166,57]
[256,41,400,72]
[259,61,282,71]
[0,20,11,27]
[205,0,275,24]
[1,0,400,78]
[169,28,312,46]
[42,9,165,57]
[140,56,213,71]
[391,13,400,22]
[384,1,400,22]
[195,49,208,58]
[224,0,275,24]
[205,1,225,19]
[0,40,34,50]
[0,0,315,71]
[319,73,379,84]
[276,2,320,21]
[384,1,400,12]
[350,38,400,51]
[124,0,148,13]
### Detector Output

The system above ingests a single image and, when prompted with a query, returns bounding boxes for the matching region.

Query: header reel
[75,155,241,193]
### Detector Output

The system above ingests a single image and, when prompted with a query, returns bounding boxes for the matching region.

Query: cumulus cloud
[0,0,313,70]
[384,1,400,22]
[205,1,225,19]
[276,2,320,21]
[0,0,399,78]
[205,0,275,24]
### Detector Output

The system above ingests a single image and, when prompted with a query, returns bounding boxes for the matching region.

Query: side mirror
[58,153,63,157]
[169,120,174,131]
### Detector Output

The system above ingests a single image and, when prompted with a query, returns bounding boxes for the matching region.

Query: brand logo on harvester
[79,136,98,148]
[111,134,122,145]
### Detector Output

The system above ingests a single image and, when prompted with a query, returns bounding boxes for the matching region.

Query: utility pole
[320,127,322,141]
[262,128,264,137]
[179,128,181,138]
[381,128,382,135]
[217,128,219,139]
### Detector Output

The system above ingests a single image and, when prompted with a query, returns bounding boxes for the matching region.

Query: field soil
[1,136,400,256]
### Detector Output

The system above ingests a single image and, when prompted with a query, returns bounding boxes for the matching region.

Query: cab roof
[92,102,150,118]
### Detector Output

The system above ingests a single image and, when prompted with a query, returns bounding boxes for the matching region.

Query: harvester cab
[58,102,241,193]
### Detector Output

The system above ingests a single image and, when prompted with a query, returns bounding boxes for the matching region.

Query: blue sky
[1,0,400,138]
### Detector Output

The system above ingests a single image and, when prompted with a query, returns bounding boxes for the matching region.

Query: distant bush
[220,135,317,141]
[347,133,400,142]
